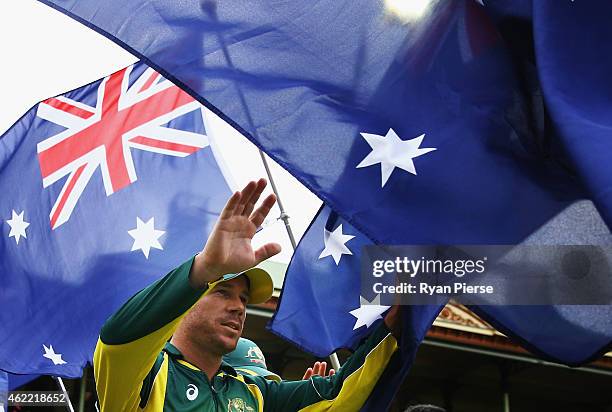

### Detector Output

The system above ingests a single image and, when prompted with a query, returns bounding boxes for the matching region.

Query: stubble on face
[181,276,249,356]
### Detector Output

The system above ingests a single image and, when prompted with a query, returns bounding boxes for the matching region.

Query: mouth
[220,321,241,333]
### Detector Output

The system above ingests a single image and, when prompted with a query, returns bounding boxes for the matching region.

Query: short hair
[404,405,446,412]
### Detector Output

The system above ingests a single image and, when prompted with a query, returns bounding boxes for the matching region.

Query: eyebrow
[215,283,250,301]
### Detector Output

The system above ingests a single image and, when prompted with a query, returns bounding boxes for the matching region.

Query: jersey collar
[163,342,239,377]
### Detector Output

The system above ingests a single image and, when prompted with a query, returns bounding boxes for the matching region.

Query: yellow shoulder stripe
[245,383,265,412]
[143,353,169,411]
[176,359,201,371]
[299,333,398,412]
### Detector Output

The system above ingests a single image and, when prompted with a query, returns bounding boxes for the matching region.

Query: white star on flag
[6,210,30,245]
[356,128,436,187]
[349,295,391,330]
[42,344,67,365]
[128,217,165,258]
[318,224,355,265]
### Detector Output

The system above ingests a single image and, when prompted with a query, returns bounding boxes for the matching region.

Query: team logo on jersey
[186,383,199,401]
[245,346,265,365]
[227,398,254,412]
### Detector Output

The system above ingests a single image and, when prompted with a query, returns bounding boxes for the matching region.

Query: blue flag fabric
[270,206,442,357]
[485,0,612,228]
[467,201,612,366]
[7,374,38,391]
[269,205,442,410]
[37,0,612,366]
[39,0,581,244]
[270,203,612,411]
[0,371,7,412]
[0,61,233,377]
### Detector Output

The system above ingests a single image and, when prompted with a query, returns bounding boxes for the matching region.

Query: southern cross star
[128,217,165,259]
[6,210,30,245]
[357,128,436,187]
[349,295,391,330]
[42,344,67,365]
[318,224,355,265]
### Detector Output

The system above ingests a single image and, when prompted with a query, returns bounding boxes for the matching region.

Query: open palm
[194,179,281,284]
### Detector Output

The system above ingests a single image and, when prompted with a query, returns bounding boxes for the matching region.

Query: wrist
[189,253,223,289]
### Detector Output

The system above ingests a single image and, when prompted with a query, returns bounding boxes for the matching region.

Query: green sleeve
[94,257,209,412]
[254,322,398,412]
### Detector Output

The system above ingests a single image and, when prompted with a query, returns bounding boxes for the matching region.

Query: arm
[254,319,399,412]
[94,179,281,411]
[93,258,209,411]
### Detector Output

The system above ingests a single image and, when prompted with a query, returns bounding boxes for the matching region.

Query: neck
[170,337,222,380]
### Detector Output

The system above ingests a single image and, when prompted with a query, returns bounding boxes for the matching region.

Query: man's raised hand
[190,179,282,288]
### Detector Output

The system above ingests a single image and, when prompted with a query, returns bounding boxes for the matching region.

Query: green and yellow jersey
[94,257,398,411]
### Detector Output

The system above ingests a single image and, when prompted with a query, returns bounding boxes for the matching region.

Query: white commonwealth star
[356,128,436,187]
[318,224,355,265]
[42,344,67,365]
[349,295,391,330]
[6,210,30,245]
[128,217,165,259]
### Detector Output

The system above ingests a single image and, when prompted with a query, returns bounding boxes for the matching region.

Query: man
[94,179,401,411]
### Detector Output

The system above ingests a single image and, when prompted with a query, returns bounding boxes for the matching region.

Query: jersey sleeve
[253,322,398,412]
[93,257,210,412]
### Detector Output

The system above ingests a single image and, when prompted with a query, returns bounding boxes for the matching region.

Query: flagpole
[78,367,87,412]
[53,377,75,412]
[328,352,341,372]
[257,150,297,249]
[204,2,341,373]
[256,151,341,372]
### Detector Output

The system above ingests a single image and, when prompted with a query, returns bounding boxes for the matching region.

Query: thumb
[254,242,282,264]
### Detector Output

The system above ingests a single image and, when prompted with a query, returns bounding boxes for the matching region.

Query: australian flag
[33,0,612,396]
[270,205,443,410]
[0,61,233,377]
[37,0,583,242]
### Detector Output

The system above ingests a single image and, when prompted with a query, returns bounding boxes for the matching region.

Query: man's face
[181,275,249,355]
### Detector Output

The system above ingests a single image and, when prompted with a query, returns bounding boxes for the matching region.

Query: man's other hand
[302,361,336,380]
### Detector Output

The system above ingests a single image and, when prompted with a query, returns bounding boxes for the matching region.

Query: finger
[329,369,335,377]
[238,179,266,216]
[312,362,321,376]
[249,193,276,227]
[242,179,267,217]
[235,180,258,216]
[302,368,313,380]
[254,242,282,264]
[219,191,241,219]
[320,362,327,376]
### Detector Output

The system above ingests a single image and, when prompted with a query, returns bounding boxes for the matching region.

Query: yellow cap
[217,267,273,304]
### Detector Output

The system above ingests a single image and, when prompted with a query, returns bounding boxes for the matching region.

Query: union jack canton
[36,64,208,229]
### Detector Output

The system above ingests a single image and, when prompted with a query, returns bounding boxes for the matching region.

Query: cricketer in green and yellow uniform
[94,179,401,411]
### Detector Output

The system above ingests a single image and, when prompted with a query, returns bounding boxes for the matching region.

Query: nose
[227,294,246,317]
